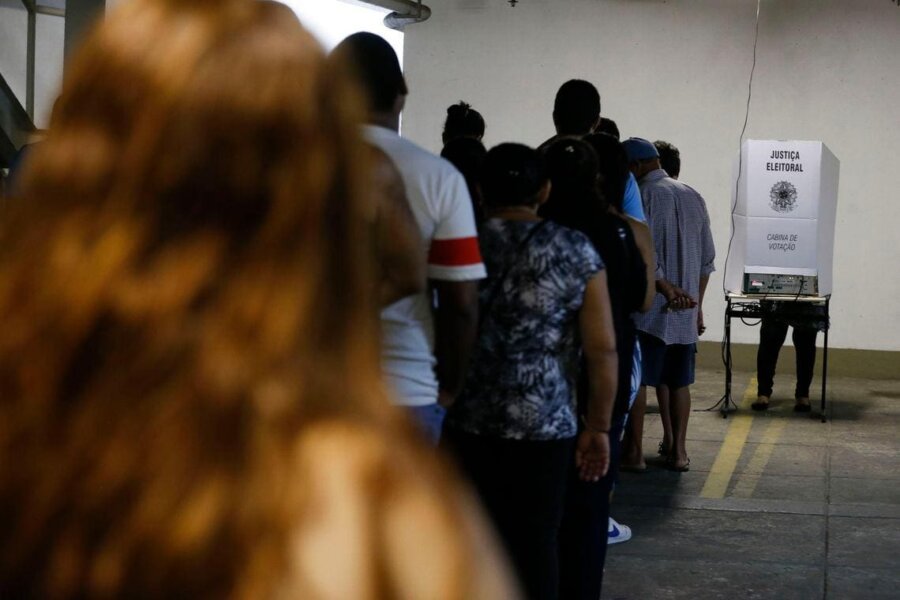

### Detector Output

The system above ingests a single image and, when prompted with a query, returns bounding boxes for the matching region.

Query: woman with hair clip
[0,1,516,597]
[442,101,485,145]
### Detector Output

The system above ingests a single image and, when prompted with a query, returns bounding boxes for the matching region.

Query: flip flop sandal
[668,457,690,472]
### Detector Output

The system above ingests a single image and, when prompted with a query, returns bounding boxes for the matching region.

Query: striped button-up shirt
[634,169,716,345]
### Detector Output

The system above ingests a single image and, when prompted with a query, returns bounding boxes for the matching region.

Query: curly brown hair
[0,1,487,597]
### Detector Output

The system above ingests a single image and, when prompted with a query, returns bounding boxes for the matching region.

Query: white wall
[279,0,403,58]
[402,0,900,351]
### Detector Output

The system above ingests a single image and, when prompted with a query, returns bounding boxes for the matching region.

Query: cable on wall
[719,0,762,370]
[721,0,762,298]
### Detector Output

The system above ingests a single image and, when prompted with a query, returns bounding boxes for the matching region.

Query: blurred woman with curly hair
[0,1,515,597]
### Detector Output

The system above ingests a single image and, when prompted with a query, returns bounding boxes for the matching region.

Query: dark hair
[585,133,630,213]
[597,117,620,140]
[441,136,487,219]
[442,101,485,144]
[552,79,601,135]
[654,140,681,178]
[540,137,604,227]
[480,143,546,208]
[333,32,407,113]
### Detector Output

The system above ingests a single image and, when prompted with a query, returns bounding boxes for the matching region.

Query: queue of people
[332,31,717,599]
[0,4,515,598]
[0,2,731,597]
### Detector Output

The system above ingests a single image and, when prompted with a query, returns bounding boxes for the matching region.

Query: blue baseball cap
[622,137,659,162]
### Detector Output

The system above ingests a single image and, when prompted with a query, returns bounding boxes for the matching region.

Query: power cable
[708,0,763,415]
[720,0,761,370]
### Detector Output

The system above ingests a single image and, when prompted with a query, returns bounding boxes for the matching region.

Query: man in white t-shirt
[334,33,486,444]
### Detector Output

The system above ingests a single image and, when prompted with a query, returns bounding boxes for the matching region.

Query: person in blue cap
[620,137,715,472]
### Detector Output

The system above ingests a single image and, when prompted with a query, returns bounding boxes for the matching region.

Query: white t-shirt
[365,125,486,407]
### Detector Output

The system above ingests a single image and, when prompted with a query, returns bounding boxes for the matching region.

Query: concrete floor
[602,366,900,600]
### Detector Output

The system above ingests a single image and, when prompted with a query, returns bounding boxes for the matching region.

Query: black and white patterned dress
[446,219,603,441]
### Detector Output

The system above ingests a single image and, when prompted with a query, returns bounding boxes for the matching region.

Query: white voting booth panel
[725,140,839,295]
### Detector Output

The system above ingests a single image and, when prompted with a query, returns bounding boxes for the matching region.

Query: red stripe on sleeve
[428,237,483,267]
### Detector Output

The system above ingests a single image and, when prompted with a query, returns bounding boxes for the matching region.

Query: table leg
[821,298,829,423]
[724,298,732,419]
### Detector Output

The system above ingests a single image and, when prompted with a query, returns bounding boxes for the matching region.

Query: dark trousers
[442,428,574,600]
[557,415,625,600]
[757,317,818,398]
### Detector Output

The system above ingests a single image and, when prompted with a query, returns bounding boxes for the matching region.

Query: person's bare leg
[669,385,691,470]
[621,386,647,470]
[656,384,672,457]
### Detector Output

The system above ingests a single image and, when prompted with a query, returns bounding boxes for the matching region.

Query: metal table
[713,293,830,422]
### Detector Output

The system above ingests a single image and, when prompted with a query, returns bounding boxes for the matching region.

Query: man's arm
[369,145,426,306]
[657,279,697,309]
[648,241,693,308]
[431,280,479,407]
[622,174,646,221]
[697,197,716,335]
[429,167,484,407]
[625,216,656,312]
[698,274,710,336]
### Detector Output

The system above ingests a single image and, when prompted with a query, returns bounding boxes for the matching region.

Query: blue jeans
[407,403,447,445]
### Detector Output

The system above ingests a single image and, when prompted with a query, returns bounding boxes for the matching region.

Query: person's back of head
[541,137,601,226]
[552,79,601,136]
[441,136,487,217]
[0,0,451,596]
[654,140,681,179]
[481,143,547,209]
[596,117,620,140]
[332,31,407,118]
[585,133,630,214]
[622,136,661,179]
[442,101,485,145]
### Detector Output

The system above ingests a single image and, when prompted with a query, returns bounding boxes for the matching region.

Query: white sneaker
[608,517,632,545]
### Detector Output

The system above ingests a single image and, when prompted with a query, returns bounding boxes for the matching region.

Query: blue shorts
[638,332,696,389]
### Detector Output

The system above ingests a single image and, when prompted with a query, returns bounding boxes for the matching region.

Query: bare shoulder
[287,420,519,599]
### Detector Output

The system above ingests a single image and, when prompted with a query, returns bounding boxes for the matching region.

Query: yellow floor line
[731,419,787,498]
[699,377,757,499]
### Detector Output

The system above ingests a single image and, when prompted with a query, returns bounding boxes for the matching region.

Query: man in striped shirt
[624,138,715,472]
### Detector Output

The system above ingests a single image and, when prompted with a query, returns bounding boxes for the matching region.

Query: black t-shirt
[579,213,647,419]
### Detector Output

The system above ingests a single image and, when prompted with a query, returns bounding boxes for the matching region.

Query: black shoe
[751,396,770,411]
[794,397,812,412]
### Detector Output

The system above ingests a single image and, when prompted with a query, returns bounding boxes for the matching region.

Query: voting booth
[725,140,840,296]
